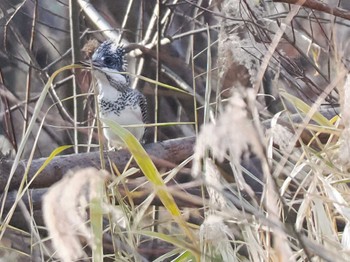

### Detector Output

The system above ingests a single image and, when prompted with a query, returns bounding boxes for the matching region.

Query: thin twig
[69,0,81,153]
[253,0,306,94]
[23,0,38,137]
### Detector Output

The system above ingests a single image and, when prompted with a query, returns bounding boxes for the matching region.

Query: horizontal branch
[0,137,196,193]
[0,105,339,194]
[273,0,350,21]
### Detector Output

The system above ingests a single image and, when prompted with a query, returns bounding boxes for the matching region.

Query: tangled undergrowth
[0,0,350,261]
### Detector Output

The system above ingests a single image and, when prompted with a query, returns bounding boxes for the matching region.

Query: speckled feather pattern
[99,91,146,120]
[91,40,147,146]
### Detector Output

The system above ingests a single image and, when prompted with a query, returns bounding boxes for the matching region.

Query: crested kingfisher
[90,40,147,148]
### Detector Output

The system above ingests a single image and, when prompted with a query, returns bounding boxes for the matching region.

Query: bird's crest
[92,40,128,72]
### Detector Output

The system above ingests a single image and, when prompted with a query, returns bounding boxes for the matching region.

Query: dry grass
[1,0,350,261]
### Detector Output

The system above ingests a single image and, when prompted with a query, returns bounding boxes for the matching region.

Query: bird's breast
[98,91,144,132]
[99,101,145,145]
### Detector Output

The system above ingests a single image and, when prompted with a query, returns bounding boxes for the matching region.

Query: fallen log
[0,137,196,193]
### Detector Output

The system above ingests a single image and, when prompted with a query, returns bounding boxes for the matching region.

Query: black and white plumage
[91,40,147,147]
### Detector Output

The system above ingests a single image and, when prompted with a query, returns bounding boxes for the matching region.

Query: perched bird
[0,125,15,159]
[0,96,15,159]
[90,40,147,148]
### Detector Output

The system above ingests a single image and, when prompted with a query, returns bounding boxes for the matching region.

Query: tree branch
[0,137,195,193]
[273,0,350,21]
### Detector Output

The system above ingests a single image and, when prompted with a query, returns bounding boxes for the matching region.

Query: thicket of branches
[0,0,350,261]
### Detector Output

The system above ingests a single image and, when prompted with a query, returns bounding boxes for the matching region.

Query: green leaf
[0,64,82,238]
[172,250,196,262]
[281,91,332,127]
[34,145,73,177]
[102,119,198,252]
[140,230,198,255]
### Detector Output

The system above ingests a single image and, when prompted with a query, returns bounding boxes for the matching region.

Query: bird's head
[91,40,129,86]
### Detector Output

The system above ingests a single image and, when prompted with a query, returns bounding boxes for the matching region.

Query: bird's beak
[78,60,90,67]
[91,61,103,68]
[78,60,102,69]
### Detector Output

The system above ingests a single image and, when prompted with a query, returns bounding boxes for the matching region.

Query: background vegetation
[0,0,350,261]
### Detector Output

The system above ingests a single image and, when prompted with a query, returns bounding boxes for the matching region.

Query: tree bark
[0,136,196,193]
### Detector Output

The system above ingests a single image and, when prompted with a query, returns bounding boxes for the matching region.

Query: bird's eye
[103,56,113,66]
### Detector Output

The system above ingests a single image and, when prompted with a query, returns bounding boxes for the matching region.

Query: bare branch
[273,0,350,21]
[0,137,195,193]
